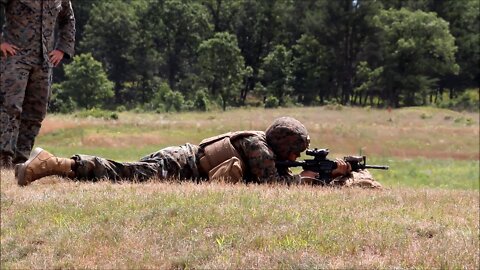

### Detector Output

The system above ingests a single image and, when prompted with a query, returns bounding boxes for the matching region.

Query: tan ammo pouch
[199,131,263,183]
[199,136,245,183]
[208,156,243,182]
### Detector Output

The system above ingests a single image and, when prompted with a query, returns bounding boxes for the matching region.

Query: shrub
[437,88,479,112]
[264,96,279,108]
[325,100,343,111]
[116,105,126,112]
[182,100,195,111]
[164,91,185,112]
[60,53,114,110]
[194,89,210,111]
[49,83,77,114]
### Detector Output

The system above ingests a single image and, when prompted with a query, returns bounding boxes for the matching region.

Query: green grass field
[1,106,479,269]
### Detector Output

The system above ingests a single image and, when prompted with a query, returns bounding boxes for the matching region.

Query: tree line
[49,0,479,112]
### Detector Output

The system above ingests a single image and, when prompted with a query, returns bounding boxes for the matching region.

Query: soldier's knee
[21,112,46,123]
[20,107,47,122]
[3,103,23,117]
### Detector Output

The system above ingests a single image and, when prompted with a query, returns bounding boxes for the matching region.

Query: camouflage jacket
[231,132,301,184]
[0,0,75,65]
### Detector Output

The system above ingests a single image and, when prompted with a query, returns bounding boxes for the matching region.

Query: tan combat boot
[15,148,75,186]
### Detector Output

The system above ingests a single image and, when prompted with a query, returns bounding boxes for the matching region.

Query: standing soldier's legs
[0,57,31,167]
[14,63,51,164]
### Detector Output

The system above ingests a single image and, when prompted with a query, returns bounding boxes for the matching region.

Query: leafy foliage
[373,8,459,107]
[259,45,293,106]
[48,0,478,112]
[264,96,279,108]
[80,0,141,99]
[197,32,245,110]
[437,88,480,112]
[58,53,114,110]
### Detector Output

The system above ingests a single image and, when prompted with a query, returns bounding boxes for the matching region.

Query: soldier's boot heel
[15,148,75,186]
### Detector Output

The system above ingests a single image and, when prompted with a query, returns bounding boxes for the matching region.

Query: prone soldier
[14,117,383,188]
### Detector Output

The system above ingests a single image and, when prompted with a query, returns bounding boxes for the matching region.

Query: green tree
[140,0,211,91]
[234,0,285,102]
[259,45,293,105]
[352,61,384,106]
[60,53,114,109]
[201,0,239,33]
[379,0,479,94]
[433,0,479,93]
[80,1,142,103]
[71,0,97,55]
[290,34,331,105]
[303,0,383,104]
[197,32,245,110]
[49,83,77,114]
[374,8,459,106]
[275,0,317,47]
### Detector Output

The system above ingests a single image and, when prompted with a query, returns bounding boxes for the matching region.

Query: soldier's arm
[55,0,75,58]
[252,156,302,185]
[238,137,302,185]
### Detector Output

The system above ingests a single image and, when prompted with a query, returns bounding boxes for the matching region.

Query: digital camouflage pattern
[265,116,310,160]
[72,144,201,182]
[68,131,381,187]
[0,58,52,162]
[0,0,75,163]
[68,133,303,184]
[0,0,76,64]
[17,117,381,188]
[230,131,301,184]
[330,169,382,188]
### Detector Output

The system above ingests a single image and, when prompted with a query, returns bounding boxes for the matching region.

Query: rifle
[276,148,389,185]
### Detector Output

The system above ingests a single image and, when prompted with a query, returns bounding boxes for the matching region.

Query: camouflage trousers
[0,56,52,162]
[71,143,202,182]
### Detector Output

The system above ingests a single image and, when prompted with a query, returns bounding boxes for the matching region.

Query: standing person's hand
[0,42,19,57]
[48,50,64,66]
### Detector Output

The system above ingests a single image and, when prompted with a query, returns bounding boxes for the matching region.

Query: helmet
[265,117,310,160]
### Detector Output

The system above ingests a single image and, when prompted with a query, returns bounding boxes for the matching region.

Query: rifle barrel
[364,165,389,170]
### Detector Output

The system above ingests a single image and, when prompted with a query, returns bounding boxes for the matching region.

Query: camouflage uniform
[330,169,382,188]
[70,144,201,182]
[71,133,303,184]
[66,118,304,183]
[0,0,75,164]
[68,117,380,188]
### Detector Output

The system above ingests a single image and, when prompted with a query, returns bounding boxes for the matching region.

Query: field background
[1,106,479,269]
